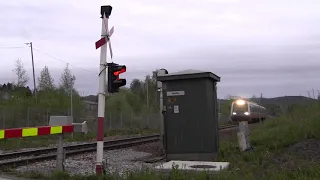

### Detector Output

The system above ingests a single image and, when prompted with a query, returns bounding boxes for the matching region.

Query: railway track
[219,124,237,130]
[0,134,159,169]
[0,125,237,169]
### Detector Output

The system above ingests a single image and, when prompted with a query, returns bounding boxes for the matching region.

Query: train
[230,99,267,123]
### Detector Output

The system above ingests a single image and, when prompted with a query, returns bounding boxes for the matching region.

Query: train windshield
[233,104,248,112]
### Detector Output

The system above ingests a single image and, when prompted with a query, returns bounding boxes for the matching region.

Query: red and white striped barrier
[0,125,74,139]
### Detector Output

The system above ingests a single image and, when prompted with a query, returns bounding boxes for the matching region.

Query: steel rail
[0,135,159,168]
[0,125,238,168]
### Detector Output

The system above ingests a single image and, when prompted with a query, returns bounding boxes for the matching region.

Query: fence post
[46,108,49,125]
[27,107,30,127]
[109,112,112,131]
[147,114,150,129]
[13,108,15,128]
[2,109,5,129]
[120,112,123,130]
[130,111,133,129]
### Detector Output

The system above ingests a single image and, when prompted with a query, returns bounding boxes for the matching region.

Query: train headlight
[236,99,245,105]
[244,112,249,115]
[232,112,236,115]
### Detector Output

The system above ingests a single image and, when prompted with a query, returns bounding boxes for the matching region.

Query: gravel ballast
[15,148,161,177]
[11,127,244,177]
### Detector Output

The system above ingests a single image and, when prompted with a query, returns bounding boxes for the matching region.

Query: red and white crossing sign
[95,25,114,59]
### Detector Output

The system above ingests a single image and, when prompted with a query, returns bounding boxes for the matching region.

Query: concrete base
[166,152,218,162]
[155,160,229,174]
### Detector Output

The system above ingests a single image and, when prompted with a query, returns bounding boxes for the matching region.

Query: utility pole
[25,42,37,102]
[312,88,315,99]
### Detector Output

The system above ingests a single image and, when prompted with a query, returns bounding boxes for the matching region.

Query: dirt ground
[271,139,320,170]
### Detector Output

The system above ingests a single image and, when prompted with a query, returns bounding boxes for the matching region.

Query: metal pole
[70,77,74,139]
[70,77,73,118]
[96,6,111,176]
[159,87,164,151]
[157,69,168,155]
[71,90,73,116]
[26,42,37,102]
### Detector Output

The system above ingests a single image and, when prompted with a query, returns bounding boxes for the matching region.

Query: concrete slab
[155,160,229,174]
[0,174,32,180]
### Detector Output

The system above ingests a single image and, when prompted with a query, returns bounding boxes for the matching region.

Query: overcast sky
[0,0,319,98]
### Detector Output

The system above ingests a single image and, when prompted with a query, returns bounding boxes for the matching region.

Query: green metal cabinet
[157,70,221,161]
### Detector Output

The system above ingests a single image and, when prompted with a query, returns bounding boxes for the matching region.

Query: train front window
[234,104,248,112]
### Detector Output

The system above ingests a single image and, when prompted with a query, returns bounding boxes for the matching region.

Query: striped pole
[96,7,109,175]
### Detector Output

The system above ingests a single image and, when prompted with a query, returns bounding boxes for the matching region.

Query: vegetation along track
[0,125,237,169]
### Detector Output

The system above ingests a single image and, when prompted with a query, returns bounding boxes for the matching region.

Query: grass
[5,101,320,179]
[216,101,320,179]
[0,128,159,150]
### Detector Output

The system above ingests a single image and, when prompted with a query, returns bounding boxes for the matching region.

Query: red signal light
[113,67,126,76]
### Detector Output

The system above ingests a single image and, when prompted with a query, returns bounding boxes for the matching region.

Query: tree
[59,64,76,94]
[130,79,143,94]
[13,58,29,87]
[143,74,158,112]
[38,66,55,91]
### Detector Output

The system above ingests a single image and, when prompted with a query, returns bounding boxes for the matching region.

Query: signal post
[95,5,112,175]
[95,5,126,176]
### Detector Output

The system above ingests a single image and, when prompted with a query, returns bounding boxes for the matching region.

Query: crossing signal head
[107,63,126,93]
[100,5,112,18]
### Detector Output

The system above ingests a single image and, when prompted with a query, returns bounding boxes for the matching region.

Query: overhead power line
[32,47,96,74]
[0,46,26,49]
[1,44,96,74]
